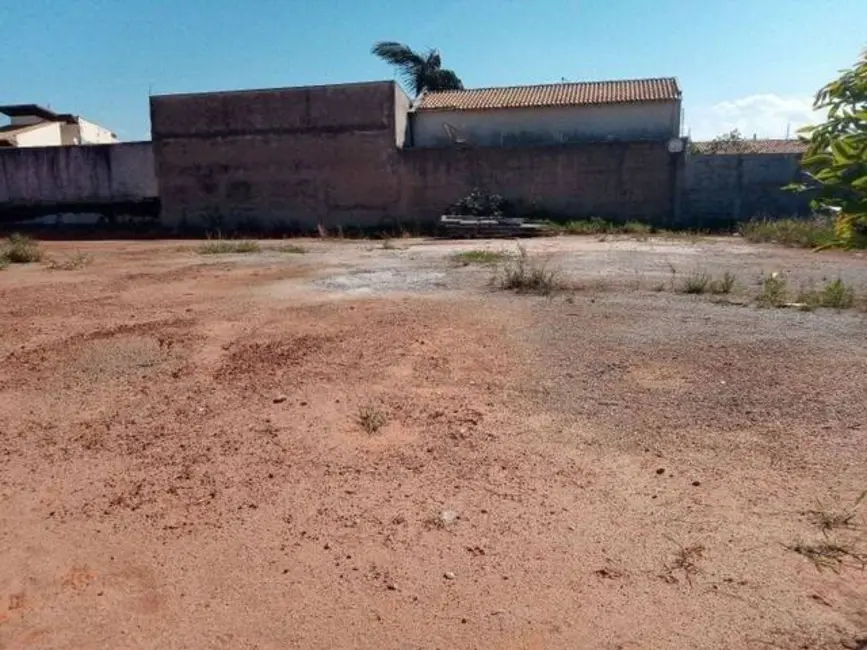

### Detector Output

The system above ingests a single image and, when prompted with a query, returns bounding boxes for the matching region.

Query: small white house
[0,104,117,147]
[411,77,681,148]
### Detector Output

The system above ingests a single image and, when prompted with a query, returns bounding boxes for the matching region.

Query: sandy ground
[1,236,866,649]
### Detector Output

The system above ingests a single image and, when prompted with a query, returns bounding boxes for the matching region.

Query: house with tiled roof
[410,78,682,148]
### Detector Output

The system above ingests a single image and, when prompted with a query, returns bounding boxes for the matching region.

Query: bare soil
[1,236,867,649]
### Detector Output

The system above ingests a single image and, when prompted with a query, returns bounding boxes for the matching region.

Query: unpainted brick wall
[151,81,677,230]
[683,152,811,227]
[400,142,675,222]
[151,81,406,230]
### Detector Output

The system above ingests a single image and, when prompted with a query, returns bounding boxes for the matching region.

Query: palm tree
[371,41,463,97]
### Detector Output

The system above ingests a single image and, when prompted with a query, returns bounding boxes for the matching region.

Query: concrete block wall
[151,81,407,230]
[683,152,810,227]
[150,80,677,230]
[0,142,156,206]
[400,142,675,222]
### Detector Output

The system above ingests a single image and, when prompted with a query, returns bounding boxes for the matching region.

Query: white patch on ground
[314,269,448,295]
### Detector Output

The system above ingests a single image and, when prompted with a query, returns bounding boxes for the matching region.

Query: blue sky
[2,0,865,141]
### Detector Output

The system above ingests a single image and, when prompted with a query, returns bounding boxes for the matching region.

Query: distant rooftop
[0,104,77,123]
[417,78,681,112]
[692,139,807,155]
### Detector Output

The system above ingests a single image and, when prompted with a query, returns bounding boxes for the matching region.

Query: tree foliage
[705,128,748,153]
[794,49,867,246]
[371,41,463,97]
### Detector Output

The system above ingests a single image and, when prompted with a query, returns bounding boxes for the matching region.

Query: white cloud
[685,93,824,141]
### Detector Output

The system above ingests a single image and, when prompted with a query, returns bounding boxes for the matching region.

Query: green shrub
[681,269,711,294]
[358,404,387,434]
[821,277,854,309]
[560,218,614,235]
[499,244,562,295]
[757,273,788,307]
[451,250,509,266]
[795,283,821,310]
[275,243,307,254]
[448,188,509,217]
[46,251,92,270]
[622,221,652,234]
[739,217,836,249]
[3,233,44,263]
[710,271,737,294]
[198,238,261,254]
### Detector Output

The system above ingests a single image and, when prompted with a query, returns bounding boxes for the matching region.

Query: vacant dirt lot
[1,236,866,649]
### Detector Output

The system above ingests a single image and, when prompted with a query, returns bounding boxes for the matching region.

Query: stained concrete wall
[151,81,406,230]
[0,142,157,206]
[683,152,810,227]
[411,101,681,148]
[151,81,677,230]
[400,141,676,222]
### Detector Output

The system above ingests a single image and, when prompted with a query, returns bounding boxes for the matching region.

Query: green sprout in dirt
[451,250,510,266]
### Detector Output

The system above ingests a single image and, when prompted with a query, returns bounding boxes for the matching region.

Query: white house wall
[77,118,117,144]
[14,122,63,147]
[411,101,680,148]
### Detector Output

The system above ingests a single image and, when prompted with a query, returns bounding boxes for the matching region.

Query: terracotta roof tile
[692,139,807,154]
[417,78,680,111]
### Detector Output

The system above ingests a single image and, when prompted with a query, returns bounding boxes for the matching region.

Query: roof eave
[417,97,681,112]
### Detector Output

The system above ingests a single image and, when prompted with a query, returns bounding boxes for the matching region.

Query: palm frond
[426,68,464,92]
[424,48,442,70]
[371,41,424,67]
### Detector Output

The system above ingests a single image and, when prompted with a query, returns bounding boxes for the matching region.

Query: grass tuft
[552,218,654,236]
[357,404,387,434]
[788,540,866,572]
[498,244,563,295]
[622,220,652,235]
[558,218,613,235]
[3,233,44,263]
[710,271,737,295]
[198,238,261,255]
[821,277,855,309]
[274,243,308,254]
[46,251,93,270]
[805,490,866,534]
[452,250,510,266]
[739,217,836,249]
[757,272,788,307]
[680,269,711,294]
[663,537,705,585]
